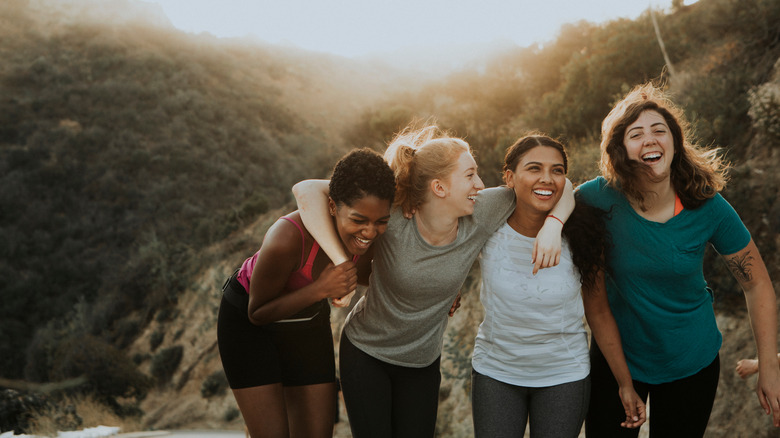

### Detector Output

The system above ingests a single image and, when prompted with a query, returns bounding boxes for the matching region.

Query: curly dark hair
[563,195,612,292]
[329,148,396,207]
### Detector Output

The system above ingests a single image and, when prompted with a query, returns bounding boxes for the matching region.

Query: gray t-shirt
[343,187,515,367]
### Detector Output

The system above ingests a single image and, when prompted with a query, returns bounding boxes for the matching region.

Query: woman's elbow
[291,180,307,198]
[246,305,270,326]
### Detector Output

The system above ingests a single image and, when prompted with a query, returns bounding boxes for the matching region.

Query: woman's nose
[362,226,378,239]
[474,174,485,189]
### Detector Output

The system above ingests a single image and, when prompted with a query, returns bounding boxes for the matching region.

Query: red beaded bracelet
[546,214,564,226]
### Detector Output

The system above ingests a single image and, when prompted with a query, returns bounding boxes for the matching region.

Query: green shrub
[748,79,780,142]
[223,407,240,422]
[150,345,183,385]
[200,370,228,398]
[131,353,150,365]
[50,335,151,401]
[111,318,141,349]
[155,307,177,323]
[149,331,164,351]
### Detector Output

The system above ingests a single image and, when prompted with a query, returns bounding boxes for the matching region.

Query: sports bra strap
[302,241,320,275]
[280,216,306,270]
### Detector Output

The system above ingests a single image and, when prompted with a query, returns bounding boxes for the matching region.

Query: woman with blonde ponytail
[293,124,574,437]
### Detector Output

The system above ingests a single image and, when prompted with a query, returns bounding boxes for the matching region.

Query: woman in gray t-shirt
[293,125,573,438]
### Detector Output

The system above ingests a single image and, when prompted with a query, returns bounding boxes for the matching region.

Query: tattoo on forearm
[727,251,754,283]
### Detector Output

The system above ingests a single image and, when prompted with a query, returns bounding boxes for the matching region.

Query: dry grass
[27,394,143,437]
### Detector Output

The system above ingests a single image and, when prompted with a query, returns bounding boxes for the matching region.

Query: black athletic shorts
[216,276,336,389]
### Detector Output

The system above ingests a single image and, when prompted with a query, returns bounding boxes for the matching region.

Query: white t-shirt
[472,222,589,387]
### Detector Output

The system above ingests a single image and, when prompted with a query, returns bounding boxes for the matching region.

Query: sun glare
[148,0,693,58]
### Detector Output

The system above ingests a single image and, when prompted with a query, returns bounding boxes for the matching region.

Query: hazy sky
[147,0,688,58]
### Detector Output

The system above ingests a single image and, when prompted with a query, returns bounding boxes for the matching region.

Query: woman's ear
[430,179,447,198]
[328,197,337,216]
[504,170,515,189]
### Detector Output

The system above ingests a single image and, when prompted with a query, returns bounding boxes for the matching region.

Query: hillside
[0,0,422,383]
[1,0,779,436]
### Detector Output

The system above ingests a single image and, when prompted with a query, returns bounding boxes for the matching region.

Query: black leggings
[339,332,442,438]
[585,339,720,438]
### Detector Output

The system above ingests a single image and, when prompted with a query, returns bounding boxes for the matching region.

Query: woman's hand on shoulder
[532,217,563,274]
[532,179,573,274]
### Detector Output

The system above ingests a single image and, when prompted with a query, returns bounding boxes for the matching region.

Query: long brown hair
[384,125,470,215]
[600,83,729,210]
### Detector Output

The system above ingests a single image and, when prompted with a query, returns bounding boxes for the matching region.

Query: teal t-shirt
[577,177,751,384]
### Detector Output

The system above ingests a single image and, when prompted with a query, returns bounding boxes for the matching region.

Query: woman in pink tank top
[217,148,396,438]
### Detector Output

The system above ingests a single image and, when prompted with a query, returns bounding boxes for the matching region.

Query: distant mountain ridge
[28,0,174,29]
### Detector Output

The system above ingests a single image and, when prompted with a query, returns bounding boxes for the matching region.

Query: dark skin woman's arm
[247,214,357,326]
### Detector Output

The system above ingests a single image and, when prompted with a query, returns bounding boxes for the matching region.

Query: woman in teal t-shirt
[580,83,780,437]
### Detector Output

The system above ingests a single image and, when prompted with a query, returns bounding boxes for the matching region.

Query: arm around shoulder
[532,178,574,273]
[292,179,350,265]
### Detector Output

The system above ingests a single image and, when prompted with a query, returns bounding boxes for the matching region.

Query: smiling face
[505,146,566,214]
[623,110,675,179]
[442,150,485,216]
[330,194,392,256]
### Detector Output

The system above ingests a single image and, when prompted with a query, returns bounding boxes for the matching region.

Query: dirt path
[118,431,244,438]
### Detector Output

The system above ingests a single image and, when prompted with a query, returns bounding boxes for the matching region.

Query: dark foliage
[0,389,50,434]
[0,1,344,379]
[149,331,164,352]
[200,370,229,398]
[49,335,152,403]
[150,345,183,386]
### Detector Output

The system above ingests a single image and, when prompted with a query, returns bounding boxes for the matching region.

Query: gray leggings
[471,369,590,438]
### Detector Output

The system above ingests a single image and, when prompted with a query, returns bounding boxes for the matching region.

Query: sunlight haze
[147,0,692,58]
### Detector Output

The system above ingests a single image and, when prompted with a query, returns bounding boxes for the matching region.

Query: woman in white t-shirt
[471,134,645,438]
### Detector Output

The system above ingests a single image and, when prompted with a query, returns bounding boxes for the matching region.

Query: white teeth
[356,237,371,245]
[642,152,662,160]
[467,195,477,201]
[534,189,553,196]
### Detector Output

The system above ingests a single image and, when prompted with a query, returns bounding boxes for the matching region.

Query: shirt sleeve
[575,177,608,209]
[709,194,752,255]
[472,187,515,234]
